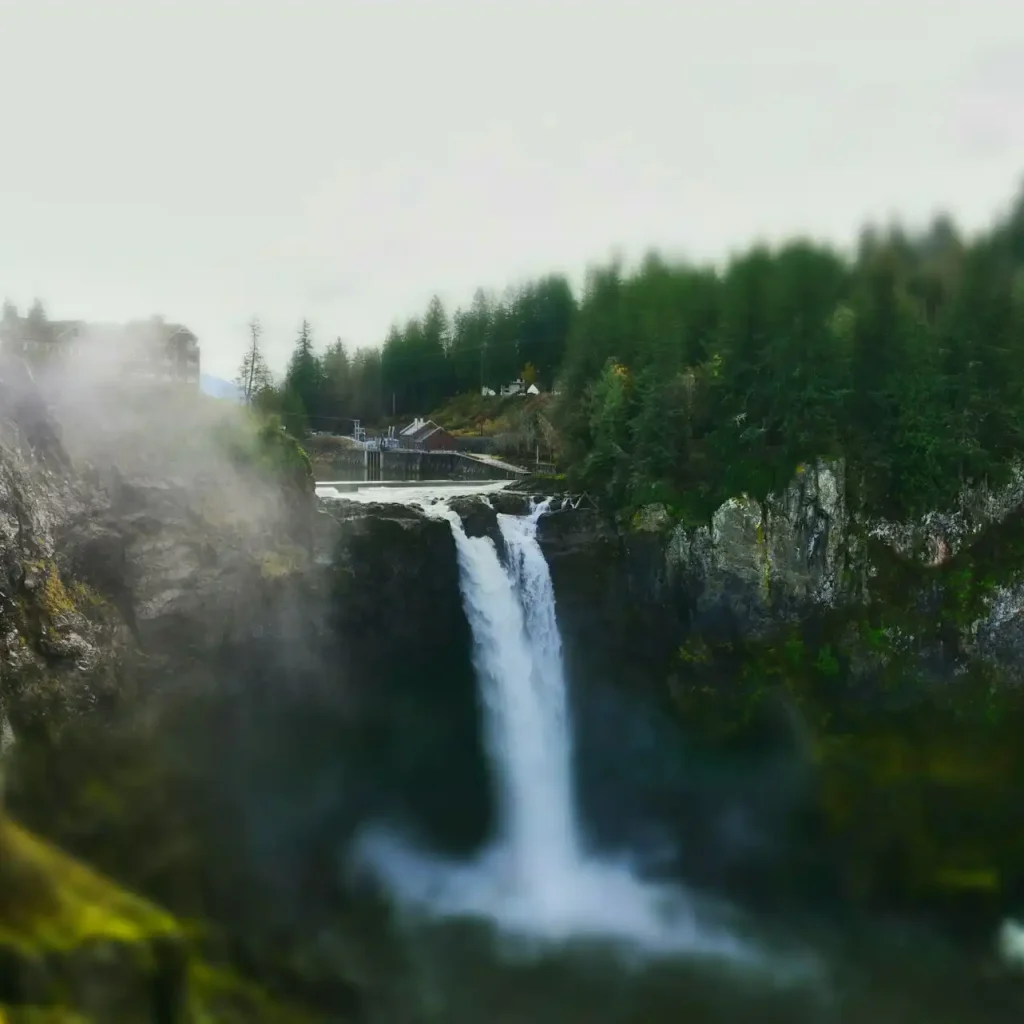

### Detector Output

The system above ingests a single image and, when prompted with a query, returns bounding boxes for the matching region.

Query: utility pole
[392,391,396,417]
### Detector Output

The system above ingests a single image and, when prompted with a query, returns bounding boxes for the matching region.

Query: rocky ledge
[0,359,349,1020]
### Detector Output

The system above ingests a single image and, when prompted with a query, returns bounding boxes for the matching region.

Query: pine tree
[236,317,273,403]
[25,299,53,345]
[321,339,352,431]
[282,319,322,434]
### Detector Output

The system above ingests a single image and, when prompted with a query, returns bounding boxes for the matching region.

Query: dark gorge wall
[536,471,1024,931]
[536,503,824,909]
[320,499,492,854]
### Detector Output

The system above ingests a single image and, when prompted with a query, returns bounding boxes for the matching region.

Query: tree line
[562,189,1024,524]
[242,275,576,436]
[245,180,1024,523]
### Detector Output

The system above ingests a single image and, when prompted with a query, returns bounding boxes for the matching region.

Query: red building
[399,417,455,451]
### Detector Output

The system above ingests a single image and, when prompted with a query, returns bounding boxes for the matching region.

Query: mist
[28,321,294,535]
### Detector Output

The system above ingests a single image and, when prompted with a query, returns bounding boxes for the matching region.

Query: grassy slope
[0,818,324,1022]
[428,392,548,436]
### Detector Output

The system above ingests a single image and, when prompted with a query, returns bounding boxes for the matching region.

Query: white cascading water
[355,497,756,961]
[448,500,580,911]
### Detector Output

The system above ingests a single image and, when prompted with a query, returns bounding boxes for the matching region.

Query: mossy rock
[187,965,323,1023]
[259,546,309,580]
[0,819,330,1022]
[811,727,1024,912]
[0,817,178,950]
[0,816,180,1020]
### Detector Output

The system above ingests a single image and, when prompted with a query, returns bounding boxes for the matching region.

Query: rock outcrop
[0,815,329,1022]
[0,361,318,744]
[0,360,359,1019]
[538,458,1024,684]
[536,464,1024,918]
[316,496,493,853]
[0,371,128,745]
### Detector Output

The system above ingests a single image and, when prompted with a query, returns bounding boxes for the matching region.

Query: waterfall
[354,498,755,962]
[444,501,579,914]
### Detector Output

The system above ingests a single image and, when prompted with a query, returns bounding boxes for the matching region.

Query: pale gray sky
[1,0,1023,379]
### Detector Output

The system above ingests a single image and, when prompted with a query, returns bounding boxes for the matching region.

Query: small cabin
[399,417,455,451]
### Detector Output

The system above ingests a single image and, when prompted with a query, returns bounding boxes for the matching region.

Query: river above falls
[316,479,513,505]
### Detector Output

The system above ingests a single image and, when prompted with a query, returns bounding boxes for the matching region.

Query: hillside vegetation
[0,816,323,1022]
[253,182,1024,529]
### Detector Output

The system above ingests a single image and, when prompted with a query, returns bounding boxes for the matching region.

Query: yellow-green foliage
[188,965,323,1024]
[67,584,106,614]
[17,563,108,628]
[23,563,77,622]
[259,546,307,580]
[40,569,75,621]
[672,585,1024,907]
[431,391,552,436]
[0,819,328,1022]
[0,818,178,955]
[812,729,1017,898]
[214,412,313,490]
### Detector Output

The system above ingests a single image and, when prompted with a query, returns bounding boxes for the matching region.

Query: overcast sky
[1,0,1023,379]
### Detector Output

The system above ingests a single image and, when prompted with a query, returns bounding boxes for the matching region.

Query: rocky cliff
[536,458,1024,690]
[534,463,1024,920]
[0,359,359,1021]
[0,361,317,734]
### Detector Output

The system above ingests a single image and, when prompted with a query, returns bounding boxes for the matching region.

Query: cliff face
[537,465,1024,917]
[0,362,356,1020]
[538,459,1024,685]
[536,462,849,686]
[0,370,129,748]
[0,362,317,748]
[317,497,491,853]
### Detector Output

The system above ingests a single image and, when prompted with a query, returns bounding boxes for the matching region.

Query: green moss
[670,526,1024,907]
[214,412,313,492]
[66,584,108,616]
[931,867,999,892]
[259,547,307,580]
[0,818,177,955]
[188,965,323,1023]
[811,727,1020,902]
[12,563,113,650]
[677,636,713,666]
[0,820,332,1022]
[19,563,78,623]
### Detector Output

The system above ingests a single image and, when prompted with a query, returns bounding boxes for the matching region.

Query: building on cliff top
[0,304,201,386]
[399,417,455,451]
